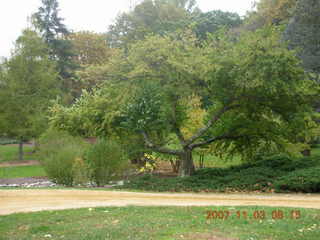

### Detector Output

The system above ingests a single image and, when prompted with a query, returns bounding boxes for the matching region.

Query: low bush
[274,166,320,193]
[119,154,320,193]
[85,138,128,186]
[38,129,88,186]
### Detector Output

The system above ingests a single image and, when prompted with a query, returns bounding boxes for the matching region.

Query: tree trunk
[18,141,24,161]
[33,139,40,153]
[301,149,311,157]
[199,154,205,169]
[179,149,195,177]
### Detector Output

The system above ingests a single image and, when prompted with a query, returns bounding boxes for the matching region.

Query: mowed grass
[0,165,46,179]
[0,206,319,240]
[194,153,242,168]
[0,145,35,163]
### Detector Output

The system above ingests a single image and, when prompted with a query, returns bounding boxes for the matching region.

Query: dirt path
[0,160,40,168]
[1,190,320,215]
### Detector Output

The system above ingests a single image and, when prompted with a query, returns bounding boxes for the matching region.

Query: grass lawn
[0,206,319,240]
[0,145,35,163]
[0,165,46,179]
[312,147,320,156]
[194,153,242,168]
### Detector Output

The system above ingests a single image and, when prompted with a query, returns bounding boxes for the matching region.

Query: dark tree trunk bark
[18,141,24,161]
[301,149,311,157]
[179,149,195,177]
[169,158,181,173]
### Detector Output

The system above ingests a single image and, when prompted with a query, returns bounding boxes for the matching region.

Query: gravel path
[1,190,320,215]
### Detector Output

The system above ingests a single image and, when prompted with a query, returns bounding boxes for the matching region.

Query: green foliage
[244,0,297,30]
[52,25,318,176]
[193,10,242,40]
[120,82,167,132]
[38,129,88,186]
[72,157,91,186]
[274,166,320,192]
[85,138,128,186]
[32,0,78,96]
[108,0,198,48]
[283,0,320,74]
[0,29,59,142]
[49,88,114,137]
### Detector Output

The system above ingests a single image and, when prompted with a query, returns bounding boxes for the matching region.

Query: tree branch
[141,131,182,156]
[185,104,241,147]
[190,134,246,149]
[171,98,186,146]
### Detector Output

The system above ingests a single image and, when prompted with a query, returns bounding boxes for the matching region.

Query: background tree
[69,31,115,66]
[32,0,77,98]
[0,29,59,160]
[68,31,118,93]
[245,0,297,30]
[283,0,320,75]
[283,0,320,149]
[193,10,242,40]
[108,0,199,48]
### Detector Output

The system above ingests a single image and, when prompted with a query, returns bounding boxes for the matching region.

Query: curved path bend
[1,190,320,215]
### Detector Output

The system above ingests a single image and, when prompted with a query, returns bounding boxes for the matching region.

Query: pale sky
[0,0,255,58]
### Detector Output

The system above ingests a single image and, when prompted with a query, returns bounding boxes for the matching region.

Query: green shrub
[72,157,92,186]
[0,138,19,145]
[38,129,88,186]
[120,155,320,193]
[274,167,320,193]
[85,138,128,186]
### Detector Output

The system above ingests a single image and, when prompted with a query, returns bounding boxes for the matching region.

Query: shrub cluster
[85,138,128,186]
[119,154,320,193]
[38,130,128,186]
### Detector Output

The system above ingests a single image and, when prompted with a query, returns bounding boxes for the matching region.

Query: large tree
[32,0,77,95]
[50,28,317,176]
[244,0,297,30]
[283,0,320,75]
[108,0,199,48]
[68,31,118,93]
[0,29,59,160]
[193,10,242,40]
[283,0,320,149]
[69,31,115,66]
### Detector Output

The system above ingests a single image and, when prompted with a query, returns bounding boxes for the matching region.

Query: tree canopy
[283,0,320,75]
[50,27,317,176]
[0,30,60,159]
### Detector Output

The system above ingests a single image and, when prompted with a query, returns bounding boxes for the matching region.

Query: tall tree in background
[32,0,77,97]
[245,0,297,30]
[193,10,242,40]
[283,0,320,149]
[0,30,59,160]
[69,31,115,66]
[283,0,320,76]
[108,0,199,48]
[68,31,118,93]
